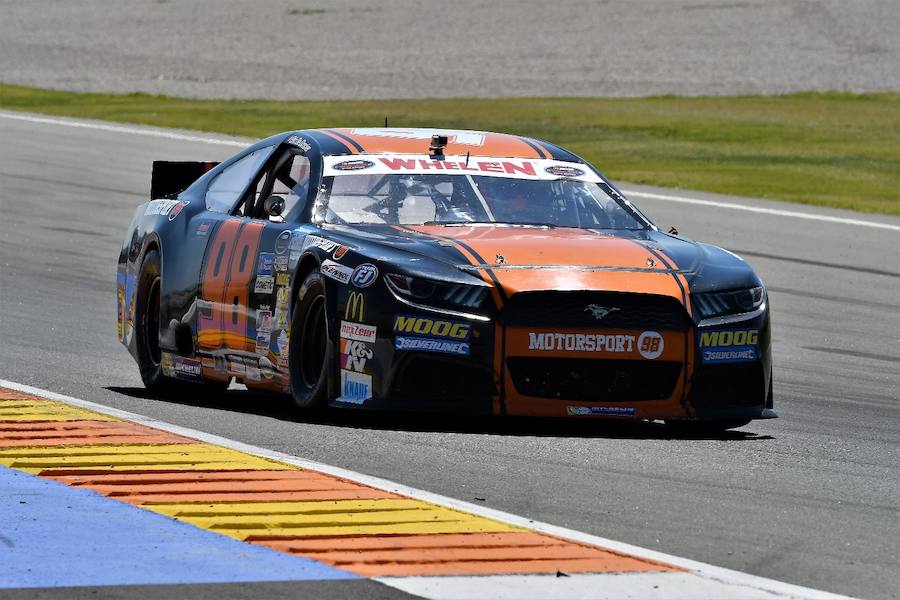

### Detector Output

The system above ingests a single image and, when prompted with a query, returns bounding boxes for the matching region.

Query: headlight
[385,273,489,310]
[692,286,765,319]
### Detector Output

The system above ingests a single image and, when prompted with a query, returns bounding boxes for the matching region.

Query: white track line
[2,110,898,233]
[0,378,851,600]
[0,111,245,147]
[622,189,900,232]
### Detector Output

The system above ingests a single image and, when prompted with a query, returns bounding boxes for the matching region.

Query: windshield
[315,173,647,230]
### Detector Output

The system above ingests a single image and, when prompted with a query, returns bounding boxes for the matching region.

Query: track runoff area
[0,381,851,600]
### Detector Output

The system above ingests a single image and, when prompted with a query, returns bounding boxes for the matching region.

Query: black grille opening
[687,363,765,408]
[507,357,682,401]
[390,355,496,402]
[500,291,691,331]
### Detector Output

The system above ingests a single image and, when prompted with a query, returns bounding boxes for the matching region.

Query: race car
[116,127,775,430]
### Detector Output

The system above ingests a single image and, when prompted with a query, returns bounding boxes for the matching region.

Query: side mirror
[263,195,285,218]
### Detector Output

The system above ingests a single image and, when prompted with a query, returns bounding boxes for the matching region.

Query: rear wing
[150,161,219,199]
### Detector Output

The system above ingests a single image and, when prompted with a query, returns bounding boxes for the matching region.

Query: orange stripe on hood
[409,225,686,303]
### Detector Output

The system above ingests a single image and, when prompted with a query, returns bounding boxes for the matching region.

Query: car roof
[299,128,582,162]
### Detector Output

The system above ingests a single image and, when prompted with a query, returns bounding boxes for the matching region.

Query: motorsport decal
[306,235,343,253]
[274,230,292,255]
[338,369,372,404]
[321,259,352,284]
[395,337,470,356]
[323,154,602,183]
[332,159,374,171]
[525,330,666,360]
[393,315,471,356]
[351,263,379,288]
[160,353,202,382]
[340,338,373,372]
[566,406,636,417]
[345,291,365,321]
[274,254,289,272]
[284,135,311,152]
[340,321,377,343]
[257,253,274,276]
[333,245,349,260]
[698,329,759,364]
[194,220,213,237]
[144,199,189,220]
[254,275,275,294]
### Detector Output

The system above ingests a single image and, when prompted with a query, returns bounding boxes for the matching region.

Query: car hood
[323,223,762,298]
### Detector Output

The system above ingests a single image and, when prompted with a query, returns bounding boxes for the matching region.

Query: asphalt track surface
[1,0,899,100]
[0,112,898,599]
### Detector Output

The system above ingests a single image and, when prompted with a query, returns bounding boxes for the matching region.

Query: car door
[197,145,312,388]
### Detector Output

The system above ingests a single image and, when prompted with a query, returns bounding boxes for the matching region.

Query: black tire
[289,269,330,409]
[134,248,225,398]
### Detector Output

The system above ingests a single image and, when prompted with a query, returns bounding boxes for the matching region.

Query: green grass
[2,83,898,214]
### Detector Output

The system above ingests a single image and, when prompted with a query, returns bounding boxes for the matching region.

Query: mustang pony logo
[584,304,620,320]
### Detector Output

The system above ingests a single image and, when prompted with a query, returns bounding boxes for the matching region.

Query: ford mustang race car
[117,127,775,430]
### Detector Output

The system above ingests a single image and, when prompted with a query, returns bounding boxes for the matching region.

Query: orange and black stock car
[117,128,775,431]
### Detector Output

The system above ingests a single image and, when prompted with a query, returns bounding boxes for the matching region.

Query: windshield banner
[323,154,603,183]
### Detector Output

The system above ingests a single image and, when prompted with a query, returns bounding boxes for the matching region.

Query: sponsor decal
[275,287,290,310]
[566,406,636,417]
[307,236,341,253]
[254,275,275,294]
[338,369,372,404]
[340,320,377,343]
[168,200,189,221]
[257,253,274,276]
[340,338,373,372]
[351,263,379,288]
[276,273,290,287]
[256,309,272,334]
[699,329,760,364]
[395,336,470,356]
[259,356,276,379]
[584,304,620,320]
[274,254,289,272]
[256,333,269,356]
[275,230,292,255]
[333,159,375,171]
[321,259,352,284]
[290,230,305,251]
[324,154,602,183]
[275,308,288,329]
[277,329,289,354]
[393,315,471,341]
[345,291,365,321]
[194,220,213,237]
[637,331,664,360]
[528,332,634,353]
[545,165,586,178]
[165,355,202,382]
[144,199,181,217]
[333,245,349,260]
[285,135,311,152]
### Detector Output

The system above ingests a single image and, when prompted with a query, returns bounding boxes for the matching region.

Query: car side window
[272,154,311,222]
[205,145,276,213]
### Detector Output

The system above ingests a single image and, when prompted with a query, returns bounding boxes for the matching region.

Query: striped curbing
[0,382,853,599]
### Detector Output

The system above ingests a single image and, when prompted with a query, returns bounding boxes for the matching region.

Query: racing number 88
[641,337,660,353]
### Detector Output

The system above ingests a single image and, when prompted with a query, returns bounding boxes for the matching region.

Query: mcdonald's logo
[345,291,365,321]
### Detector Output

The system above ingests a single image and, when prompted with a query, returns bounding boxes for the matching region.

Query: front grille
[506,357,682,401]
[500,292,691,331]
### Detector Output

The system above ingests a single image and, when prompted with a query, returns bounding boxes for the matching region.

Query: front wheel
[134,248,225,398]
[289,269,330,409]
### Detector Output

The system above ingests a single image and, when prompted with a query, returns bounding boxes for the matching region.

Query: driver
[478,178,539,222]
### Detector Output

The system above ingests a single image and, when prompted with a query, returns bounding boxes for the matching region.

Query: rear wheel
[134,248,225,397]
[289,269,330,409]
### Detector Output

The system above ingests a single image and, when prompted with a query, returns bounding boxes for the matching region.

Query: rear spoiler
[150,161,219,199]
